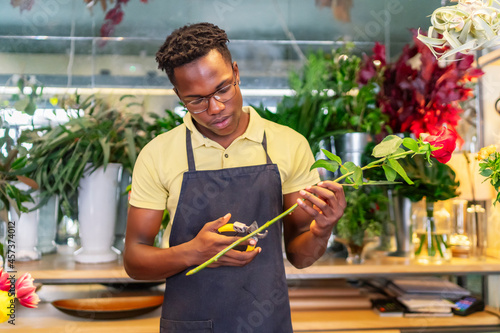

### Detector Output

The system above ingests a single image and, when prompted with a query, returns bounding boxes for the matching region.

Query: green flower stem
[435,235,444,258]
[186,149,422,276]
[415,234,425,255]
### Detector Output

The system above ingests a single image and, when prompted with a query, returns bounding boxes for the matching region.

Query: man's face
[173,49,245,143]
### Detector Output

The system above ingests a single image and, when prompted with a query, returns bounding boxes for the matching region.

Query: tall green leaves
[17,95,182,215]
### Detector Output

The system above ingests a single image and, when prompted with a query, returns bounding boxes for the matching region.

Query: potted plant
[18,94,164,263]
[255,43,388,157]
[334,186,389,264]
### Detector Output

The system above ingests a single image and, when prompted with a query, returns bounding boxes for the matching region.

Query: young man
[124,22,346,333]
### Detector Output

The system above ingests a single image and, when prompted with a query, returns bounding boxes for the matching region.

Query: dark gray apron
[160,127,292,333]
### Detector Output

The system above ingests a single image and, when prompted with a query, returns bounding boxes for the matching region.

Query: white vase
[10,184,41,261]
[74,163,122,263]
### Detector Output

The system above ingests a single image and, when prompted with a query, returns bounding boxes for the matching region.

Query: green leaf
[372,135,403,158]
[99,138,110,168]
[351,166,363,185]
[341,161,357,175]
[310,160,340,173]
[388,158,414,185]
[24,99,37,115]
[480,169,493,177]
[13,98,29,112]
[322,149,342,164]
[382,165,397,181]
[402,137,419,152]
[119,94,136,101]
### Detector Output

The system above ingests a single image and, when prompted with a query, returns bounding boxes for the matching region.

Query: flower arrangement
[417,0,500,61]
[0,268,39,324]
[478,144,500,205]
[359,34,483,139]
[187,128,457,275]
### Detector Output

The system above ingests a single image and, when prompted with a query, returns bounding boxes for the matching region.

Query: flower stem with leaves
[186,135,444,276]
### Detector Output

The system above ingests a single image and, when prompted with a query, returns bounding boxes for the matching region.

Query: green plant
[0,147,38,266]
[1,75,44,116]
[254,44,387,154]
[17,94,167,215]
[478,145,500,205]
[336,186,388,247]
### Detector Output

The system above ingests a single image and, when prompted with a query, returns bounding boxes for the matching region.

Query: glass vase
[346,241,366,264]
[412,199,452,264]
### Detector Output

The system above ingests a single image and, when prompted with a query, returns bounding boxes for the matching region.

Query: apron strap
[186,127,196,172]
[185,128,273,171]
[262,132,273,164]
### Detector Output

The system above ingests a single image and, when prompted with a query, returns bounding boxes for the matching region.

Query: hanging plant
[417,0,500,60]
[84,0,148,42]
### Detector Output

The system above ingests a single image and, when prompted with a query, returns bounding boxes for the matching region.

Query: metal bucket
[332,132,373,166]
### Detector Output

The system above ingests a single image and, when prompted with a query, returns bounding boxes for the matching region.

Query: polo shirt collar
[183,106,265,148]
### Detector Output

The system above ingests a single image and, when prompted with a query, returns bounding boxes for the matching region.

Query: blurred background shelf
[16,252,500,284]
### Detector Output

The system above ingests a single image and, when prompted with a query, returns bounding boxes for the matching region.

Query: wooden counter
[15,252,500,284]
[9,285,500,332]
[10,252,500,332]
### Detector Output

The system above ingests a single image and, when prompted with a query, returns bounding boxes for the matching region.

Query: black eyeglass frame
[181,74,239,114]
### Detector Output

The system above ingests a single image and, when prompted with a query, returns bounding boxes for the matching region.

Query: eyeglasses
[183,80,238,114]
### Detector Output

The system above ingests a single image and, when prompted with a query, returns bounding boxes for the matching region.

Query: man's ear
[173,87,181,99]
[232,61,241,84]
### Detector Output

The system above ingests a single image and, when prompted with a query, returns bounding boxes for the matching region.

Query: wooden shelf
[14,251,500,284]
[286,253,500,279]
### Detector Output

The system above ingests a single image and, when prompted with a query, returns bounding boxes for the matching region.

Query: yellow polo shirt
[130,106,320,246]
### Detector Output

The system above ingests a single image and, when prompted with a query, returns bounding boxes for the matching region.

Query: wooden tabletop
[10,285,500,332]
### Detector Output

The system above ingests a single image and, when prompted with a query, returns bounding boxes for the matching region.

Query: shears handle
[217,223,256,252]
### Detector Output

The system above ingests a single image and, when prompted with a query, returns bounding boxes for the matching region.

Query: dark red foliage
[359,30,484,140]
[99,0,148,40]
[105,7,124,25]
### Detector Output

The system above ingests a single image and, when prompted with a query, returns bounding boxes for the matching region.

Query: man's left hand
[296,180,346,239]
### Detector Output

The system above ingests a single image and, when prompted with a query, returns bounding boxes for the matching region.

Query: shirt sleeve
[129,144,168,210]
[281,132,321,195]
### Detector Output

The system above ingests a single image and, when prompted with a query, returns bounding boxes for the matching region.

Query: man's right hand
[188,213,261,268]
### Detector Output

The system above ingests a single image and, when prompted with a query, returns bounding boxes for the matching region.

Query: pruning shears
[217,221,268,251]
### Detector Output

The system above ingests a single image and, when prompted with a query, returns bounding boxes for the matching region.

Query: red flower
[15,273,40,308]
[423,127,457,163]
[0,269,9,292]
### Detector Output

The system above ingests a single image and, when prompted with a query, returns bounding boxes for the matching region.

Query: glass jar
[412,199,452,264]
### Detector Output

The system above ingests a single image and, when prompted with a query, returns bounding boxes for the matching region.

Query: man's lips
[211,116,231,129]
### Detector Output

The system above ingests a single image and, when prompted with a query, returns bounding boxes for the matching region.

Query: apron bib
[160,128,292,333]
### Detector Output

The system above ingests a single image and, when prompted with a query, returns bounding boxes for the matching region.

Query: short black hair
[156,22,232,85]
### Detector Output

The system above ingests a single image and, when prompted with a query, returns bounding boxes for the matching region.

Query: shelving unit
[13,252,500,332]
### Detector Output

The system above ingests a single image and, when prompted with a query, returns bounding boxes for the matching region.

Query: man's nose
[206,96,225,115]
